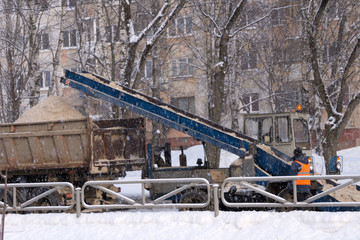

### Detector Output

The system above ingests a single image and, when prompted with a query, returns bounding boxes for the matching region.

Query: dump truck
[0,117,146,205]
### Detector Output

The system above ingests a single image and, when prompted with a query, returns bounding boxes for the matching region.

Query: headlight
[336,158,341,171]
[308,157,314,173]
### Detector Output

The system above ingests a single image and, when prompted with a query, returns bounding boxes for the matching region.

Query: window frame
[145,60,153,79]
[62,29,77,48]
[170,96,195,114]
[35,0,49,11]
[62,0,76,11]
[171,58,194,78]
[240,49,257,70]
[40,71,51,89]
[168,16,193,37]
[83,18,96,43]
[242,93,259,112]
[38,32,50,50]
[105,25,120,43]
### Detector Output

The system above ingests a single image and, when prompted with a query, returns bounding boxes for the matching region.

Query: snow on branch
[146,0,186,46]
[231,4,304,37]
[130,1,170,44]
[198,4,222,37]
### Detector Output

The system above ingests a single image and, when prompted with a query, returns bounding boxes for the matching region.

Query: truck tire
[28,188,61,213]
[0,189,23,208]
[179,189,208,211]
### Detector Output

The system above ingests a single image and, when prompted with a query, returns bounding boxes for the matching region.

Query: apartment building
[3,0,359,150]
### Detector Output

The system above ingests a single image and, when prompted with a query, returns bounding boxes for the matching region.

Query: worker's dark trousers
[297,192,311,202]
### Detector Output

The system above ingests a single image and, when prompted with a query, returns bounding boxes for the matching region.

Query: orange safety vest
[295,160,311,186]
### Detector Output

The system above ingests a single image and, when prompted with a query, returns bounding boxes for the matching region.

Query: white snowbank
[4,210,360,240]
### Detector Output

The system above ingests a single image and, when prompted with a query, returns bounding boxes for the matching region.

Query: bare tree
[183,0,247,168]
[0,0,46,122]
[303,0,360,173]
[48,2,66,96]
[26,0,42,107]
[122,0,186,89]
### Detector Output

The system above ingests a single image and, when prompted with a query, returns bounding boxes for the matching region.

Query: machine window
[293,119,309,143]
[275,116,291,143]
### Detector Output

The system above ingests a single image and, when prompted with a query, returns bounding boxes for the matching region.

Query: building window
[62,0,76,10]
[105,26,120,43]
[343,86,350,106]
[323,43,337,63]
[168,16,192,37]
[171,96,195,114]
[38,33,50,50]
[275,88,302,111]
[273,47,285,67]
[83,19,96,42]
[134,13,151,35]
[40,71,51,89]
[242,93,259,112]
[145,60,153,79]
[286,38,301,64]
[240,9,256,27]
[327,1,340,19]
[35,0,49,10]
[171,58,194,77]
[271,8,285,26]
[241,49,257,70]
[62,29,77,47]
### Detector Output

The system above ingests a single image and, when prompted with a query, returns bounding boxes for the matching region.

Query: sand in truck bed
[15,96,85,123]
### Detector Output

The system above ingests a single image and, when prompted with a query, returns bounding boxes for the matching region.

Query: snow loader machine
[61,70,356,211]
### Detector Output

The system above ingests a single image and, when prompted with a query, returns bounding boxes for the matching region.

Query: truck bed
[0,118,145,174]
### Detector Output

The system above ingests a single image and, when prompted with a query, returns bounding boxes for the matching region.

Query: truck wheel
[0,189,23,208]
[179,189,208,211]
[29,188,61,213]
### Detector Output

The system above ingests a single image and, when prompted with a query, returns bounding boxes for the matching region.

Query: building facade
[2,0,359,151]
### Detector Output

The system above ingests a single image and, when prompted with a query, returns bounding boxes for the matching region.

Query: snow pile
[320,182,360,202]
[3,210,360,240]
[16,96,85,123]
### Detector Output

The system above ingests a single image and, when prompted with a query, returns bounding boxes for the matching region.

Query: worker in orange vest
[279,147,311,204]
[288,147,311,202]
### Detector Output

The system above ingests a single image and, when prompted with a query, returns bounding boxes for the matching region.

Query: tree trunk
[49,4,65,97]
[28,0,40,107]
[322,129,338,174]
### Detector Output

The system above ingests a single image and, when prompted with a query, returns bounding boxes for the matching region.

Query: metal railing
[221,175,360,209]
[81,178,211,211]
[0,182,74,212]
[0,175,358,217]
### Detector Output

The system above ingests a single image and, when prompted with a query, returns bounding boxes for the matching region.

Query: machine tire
[179,189,208,211]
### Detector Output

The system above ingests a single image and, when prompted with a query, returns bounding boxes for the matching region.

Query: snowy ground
[2,146,360,240]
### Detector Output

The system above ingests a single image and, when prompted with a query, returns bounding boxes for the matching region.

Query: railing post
[141,182,146,205]
[75,187,81,218]
[213,184,219,217]
[292,180,297,204]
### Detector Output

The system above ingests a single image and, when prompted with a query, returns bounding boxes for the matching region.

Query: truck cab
[243,112,312,157]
